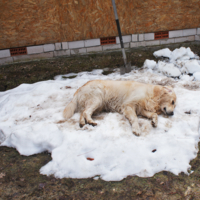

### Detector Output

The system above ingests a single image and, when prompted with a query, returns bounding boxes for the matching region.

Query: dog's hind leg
[80,99,102,127]
[122,105,141,136]
[79,112,86,128]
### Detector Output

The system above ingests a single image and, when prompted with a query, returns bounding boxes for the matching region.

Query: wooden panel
[0,0,200,49]
[0,0,61,49]
[58,0,117,41]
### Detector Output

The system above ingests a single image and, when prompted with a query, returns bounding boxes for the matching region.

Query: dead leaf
[87,157,94,161]
[184,186,192,196]
[137,191,142,195]
[0,173,5,178]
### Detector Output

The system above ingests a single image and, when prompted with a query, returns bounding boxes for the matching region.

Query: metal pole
[111,0,127,68]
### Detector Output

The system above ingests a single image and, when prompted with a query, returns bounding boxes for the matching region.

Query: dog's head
[159,86,177,116]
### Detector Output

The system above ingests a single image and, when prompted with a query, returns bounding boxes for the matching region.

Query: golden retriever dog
[63,80,177,136]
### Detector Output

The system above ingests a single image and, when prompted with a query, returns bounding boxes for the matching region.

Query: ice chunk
[143,59,157,69]
[179,55,191,61]
[171,47,195,61]
[175,60,200,74]
[158,61,181,77]
[171,47,187,61]
[153,48,172,58]
[186,47,195,59]
[181,66,189,74]
[193,72,200,81]
[180,75,194,81]
[184,60,200,74]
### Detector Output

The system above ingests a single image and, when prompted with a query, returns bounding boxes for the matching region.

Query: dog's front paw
[79,123,85,128]
[133,130,141,136]
[88,122,97,127]
[132,125,141,136]
[151,119,157,127]
[151,114,158,127]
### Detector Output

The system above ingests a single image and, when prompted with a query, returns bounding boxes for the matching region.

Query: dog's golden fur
[63,80,177,136]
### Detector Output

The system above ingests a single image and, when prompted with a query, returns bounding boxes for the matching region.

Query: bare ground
[1,42,200,200]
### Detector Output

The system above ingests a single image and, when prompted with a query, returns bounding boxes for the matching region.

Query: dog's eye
[172,100,174,105]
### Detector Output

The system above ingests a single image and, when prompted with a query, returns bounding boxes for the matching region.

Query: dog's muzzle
[167,111,174,116]
[164,107,174,116]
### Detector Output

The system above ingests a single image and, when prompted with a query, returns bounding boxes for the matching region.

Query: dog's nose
[168,112,174,116]
[164,107,166,111]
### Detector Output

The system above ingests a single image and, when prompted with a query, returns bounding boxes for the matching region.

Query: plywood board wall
[0,0,200,49]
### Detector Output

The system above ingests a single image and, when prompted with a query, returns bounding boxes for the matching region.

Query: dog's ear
[153,86,165,99]
[163,86,173,93]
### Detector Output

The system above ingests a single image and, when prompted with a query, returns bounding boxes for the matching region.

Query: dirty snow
[157,61,181,77]
[146,47,200,77]
[0,47,200,181]
[183,60,200,74]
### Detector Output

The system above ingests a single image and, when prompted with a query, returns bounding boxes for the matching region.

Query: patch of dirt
[1,42,200,199]
[151,77,178,87]
[56,120,67,124]
[183,82,200,90]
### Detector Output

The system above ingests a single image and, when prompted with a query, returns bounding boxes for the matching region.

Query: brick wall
[0,0,200,50]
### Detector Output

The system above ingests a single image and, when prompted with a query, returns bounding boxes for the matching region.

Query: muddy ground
[1,42,200,200]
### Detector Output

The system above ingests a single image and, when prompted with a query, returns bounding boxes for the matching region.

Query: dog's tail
[63,93,78,119]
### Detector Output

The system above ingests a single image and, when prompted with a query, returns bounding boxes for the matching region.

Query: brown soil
[1,41,200,199]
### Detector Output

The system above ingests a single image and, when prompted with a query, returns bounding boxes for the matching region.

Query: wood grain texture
[0,0,200,49]
[0,0,61,49]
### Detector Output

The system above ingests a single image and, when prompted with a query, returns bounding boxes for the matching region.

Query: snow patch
[1,46,200,181]
[143,59,157,69]
[158,61,181,77]
[193,72,200,81]
[180,75,194,81]
[0,70,200,181]
[171,47,195,61]
[153,48,172,58]
[184,60,200,74]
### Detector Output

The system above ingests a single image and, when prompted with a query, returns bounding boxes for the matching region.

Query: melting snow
[153,48,172,58]
[146,47,200,77]
[157,61,181,77]
[143,59,157,69]
[153,47,195,61]
[193,72,200,81]
[0,47,200,181]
